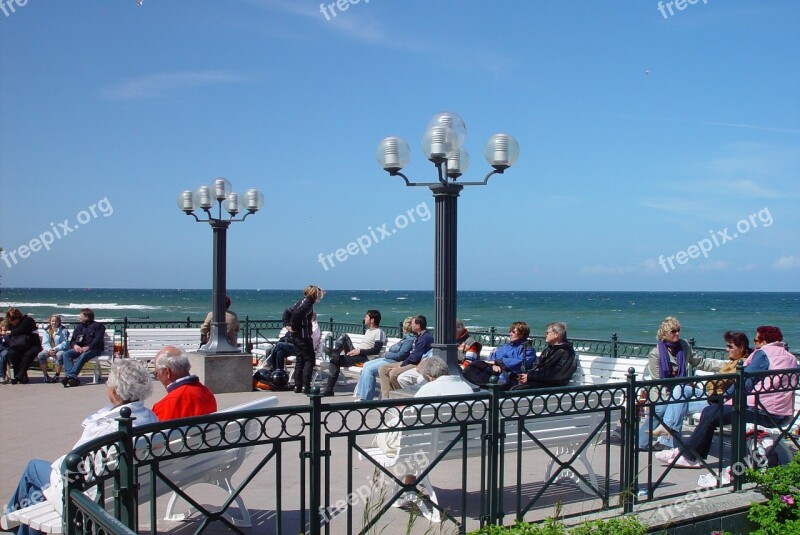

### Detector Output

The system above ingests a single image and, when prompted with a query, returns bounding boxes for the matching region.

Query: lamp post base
[188,351,253,394]
[431,343,462,377]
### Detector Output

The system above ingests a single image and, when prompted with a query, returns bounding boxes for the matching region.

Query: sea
[1,288,798,350]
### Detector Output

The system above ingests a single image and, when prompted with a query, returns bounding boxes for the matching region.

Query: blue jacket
[402,330,433,366]
[41,325,70,352]
[384,333,415,362]
[492,341,536,374]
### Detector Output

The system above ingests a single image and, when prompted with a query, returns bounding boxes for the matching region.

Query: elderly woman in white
[6,359,157,535]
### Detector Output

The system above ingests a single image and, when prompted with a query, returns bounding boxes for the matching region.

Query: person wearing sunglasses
[639,316,723,451]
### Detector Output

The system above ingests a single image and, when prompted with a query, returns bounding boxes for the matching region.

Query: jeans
[660,385,709,445]
[0,349,8,378]
[6,459,51,535]
[266,342,295,370]
[37,350,64,367]
[62,347,103,379]
[355,358,392,400]
[639,403,668,448]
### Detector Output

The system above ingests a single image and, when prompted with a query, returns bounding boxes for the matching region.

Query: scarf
[657,340,685,378]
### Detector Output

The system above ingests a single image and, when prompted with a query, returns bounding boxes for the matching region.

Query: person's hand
[346,348,359,357]
[49,349,56,356]
[73,344,81,352]
[492,365,502,373]
[518,373,528,384]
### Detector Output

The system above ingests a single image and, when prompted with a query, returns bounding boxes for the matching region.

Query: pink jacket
[744,342,799,416]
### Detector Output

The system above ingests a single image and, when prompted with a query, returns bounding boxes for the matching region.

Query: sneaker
[673,455,702,469]
[65,377,81,388]
[49,375,61,384]
[655,448,679,463]
[61,377,69,386]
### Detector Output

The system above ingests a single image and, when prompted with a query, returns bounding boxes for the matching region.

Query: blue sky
[1,0,798,291]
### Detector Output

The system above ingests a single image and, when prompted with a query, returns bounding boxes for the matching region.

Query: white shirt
[415,375,475,397]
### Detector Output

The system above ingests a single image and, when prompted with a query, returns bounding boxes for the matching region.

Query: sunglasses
[670,329,681,334]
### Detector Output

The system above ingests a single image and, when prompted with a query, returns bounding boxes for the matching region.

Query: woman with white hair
[415,356,474,397]
[6,360,157,535]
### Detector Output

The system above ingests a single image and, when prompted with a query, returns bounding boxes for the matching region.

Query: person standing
[285,285,325,394]
[61,308,106,388]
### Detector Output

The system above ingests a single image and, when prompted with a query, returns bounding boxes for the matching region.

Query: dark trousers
[7,345,40,382]
[683,403,791,461]
[324,352,367,391]
[293,337,315,389]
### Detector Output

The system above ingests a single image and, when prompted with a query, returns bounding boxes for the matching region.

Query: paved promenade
[0,369,782,534]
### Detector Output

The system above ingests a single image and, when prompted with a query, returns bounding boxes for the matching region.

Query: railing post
[63,453,84,534]
[123,316,129,353]
[308,387,323,535]
[622,367,638,513]
[485,377,502,526]
[489,326,496,347]
[115,407,137,530]
[186,315,191,328]
[689,337,696,350]
[612,333,618,359]
[328,316,334,335]
[244,315,250,350]
[732,360,747,491]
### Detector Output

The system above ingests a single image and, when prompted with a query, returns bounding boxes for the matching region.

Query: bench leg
[417,476,442,523]
[544,446,599,496]
[164,478,252,528]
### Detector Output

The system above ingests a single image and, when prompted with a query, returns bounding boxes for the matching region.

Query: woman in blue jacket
[36,315,70,383]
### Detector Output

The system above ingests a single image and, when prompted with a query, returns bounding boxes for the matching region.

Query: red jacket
[153,377,217,421]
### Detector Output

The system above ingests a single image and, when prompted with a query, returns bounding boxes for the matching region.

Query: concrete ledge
[188,351,253,394]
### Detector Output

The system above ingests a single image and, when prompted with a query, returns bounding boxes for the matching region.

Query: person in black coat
[516,321,577,389]
[285,285,325,394]
[5,307,42,384]
[61,308,106,387]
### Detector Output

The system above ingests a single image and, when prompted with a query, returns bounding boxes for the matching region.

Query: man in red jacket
[152,346,217,420]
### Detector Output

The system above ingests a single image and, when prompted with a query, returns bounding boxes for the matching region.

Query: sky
[1,0,799,292]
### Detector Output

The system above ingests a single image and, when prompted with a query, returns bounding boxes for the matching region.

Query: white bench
[359,396,605,523]
[125,328,201,365]
[0,396,279,534]
[37,325,116,384]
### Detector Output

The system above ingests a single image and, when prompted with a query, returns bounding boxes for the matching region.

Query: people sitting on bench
[463,321,536,389]
[652,331,750,442]
[261,313,320,371]
[515,321,577,389]
[639,316,722,451]
[36,314,69,384]
[322,309,385,397]
[657,325,798,469]
[153,346,217,420]
[396,319,482,390]
[378,315,432,399]
[5,360,157,535]
[355,316,414,401]
[199,295,240,347]
[61,308,105,388]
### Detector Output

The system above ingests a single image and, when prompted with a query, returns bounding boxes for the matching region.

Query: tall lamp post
[177,178,264,355]
[376,112,519,374]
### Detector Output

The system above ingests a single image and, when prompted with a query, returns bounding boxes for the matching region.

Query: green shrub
[746,453,800,535]
[468,515,646,534]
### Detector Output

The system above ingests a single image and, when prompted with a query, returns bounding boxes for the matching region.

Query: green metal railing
[77,316,793,361]
[60,366,800,534]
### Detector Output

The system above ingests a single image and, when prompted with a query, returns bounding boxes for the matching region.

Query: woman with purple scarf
[638,317,723,451]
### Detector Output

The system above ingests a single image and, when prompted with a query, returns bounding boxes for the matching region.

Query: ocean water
[1,288,798,349]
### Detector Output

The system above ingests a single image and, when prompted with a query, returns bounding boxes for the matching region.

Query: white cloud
[700,121,800,134]
[106,71,245,100]
[773,255,800,270]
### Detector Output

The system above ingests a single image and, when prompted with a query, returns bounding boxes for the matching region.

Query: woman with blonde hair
[283,285,324,394]
[639,316,722,451]
[36,315,70,383]
[354,316,415,401]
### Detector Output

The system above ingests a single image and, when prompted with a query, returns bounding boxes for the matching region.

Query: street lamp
[376,112,519,374]
[177,178,264,354]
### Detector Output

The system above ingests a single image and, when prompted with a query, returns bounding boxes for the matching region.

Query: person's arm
[86,322,106,351]
[646,347,660,379]
[200,312,212,343]
[724,350,769,397]
[402,332,432,365]
[54,328,70,351]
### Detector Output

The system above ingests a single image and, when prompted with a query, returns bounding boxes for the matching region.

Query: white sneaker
[655,448,679,463]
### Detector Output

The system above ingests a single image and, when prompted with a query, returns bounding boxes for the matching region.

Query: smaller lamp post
[177,178,264,354]
[376,112,519,375]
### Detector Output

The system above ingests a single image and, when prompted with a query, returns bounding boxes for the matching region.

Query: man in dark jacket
[378,315,433,398]
[517,321,577,389]
[61,308,106,387]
